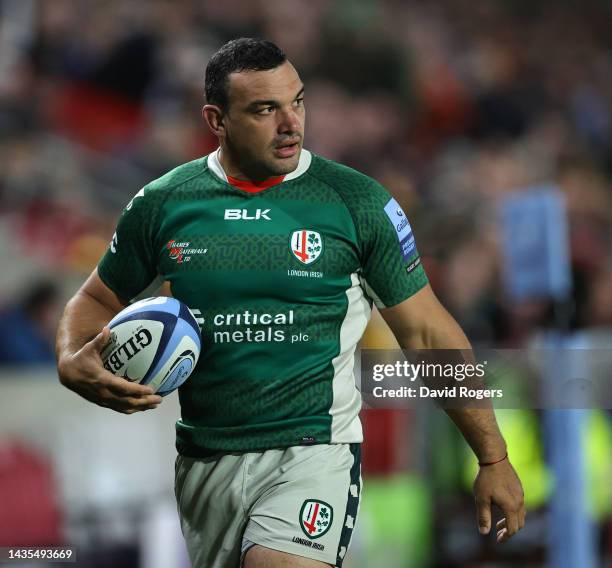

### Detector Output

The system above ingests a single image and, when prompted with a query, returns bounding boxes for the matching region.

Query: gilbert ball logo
[290,230,323,265]
[300,499,333,539]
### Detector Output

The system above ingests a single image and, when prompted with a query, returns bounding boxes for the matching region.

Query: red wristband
[478,452,508,467]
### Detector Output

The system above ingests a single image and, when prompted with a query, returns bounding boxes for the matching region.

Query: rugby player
[56,38,525,568]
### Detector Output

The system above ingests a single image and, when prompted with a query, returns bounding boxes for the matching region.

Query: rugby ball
[101,297,201,396]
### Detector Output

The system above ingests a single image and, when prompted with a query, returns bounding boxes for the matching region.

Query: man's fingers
[61,331,163,413]
[104,374,157,398]
[476,498,492,534]
[89,327,111,353]
[116,404,159,414]
[502,506,519,538]
[93,389,162,413]
[474,459,525,543]
[119,395,164,409]
[493,504,525,543]
[519,502,526,529]
[496,508,525,542]
[91,371,162,409]
[497,527,508,543]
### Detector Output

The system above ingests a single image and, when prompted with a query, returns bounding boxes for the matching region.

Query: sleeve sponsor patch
[406,255,421,274]
[383,197,418,261]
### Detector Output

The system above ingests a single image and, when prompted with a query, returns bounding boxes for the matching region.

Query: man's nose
[277,106,301,134]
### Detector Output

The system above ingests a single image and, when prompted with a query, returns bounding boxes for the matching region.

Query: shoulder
[144,156,209,194]
[307,154,391,209]
[122,156,209,213]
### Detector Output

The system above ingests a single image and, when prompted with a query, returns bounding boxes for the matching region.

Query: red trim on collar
[226,174,286,193]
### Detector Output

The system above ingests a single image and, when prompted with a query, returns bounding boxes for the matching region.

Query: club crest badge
[290,230,323,265]
[299,499,333,539]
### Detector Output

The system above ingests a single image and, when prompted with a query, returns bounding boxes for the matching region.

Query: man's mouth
[274,140,301,158]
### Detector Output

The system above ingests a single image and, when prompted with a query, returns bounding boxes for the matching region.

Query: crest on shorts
[290,230,323,265]
[299,499,333,539]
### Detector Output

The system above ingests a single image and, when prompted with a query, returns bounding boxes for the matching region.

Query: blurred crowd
[2,0,612,351]
[2,3,612,565]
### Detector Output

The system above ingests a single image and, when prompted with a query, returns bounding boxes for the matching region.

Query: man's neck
[208,146,312,189]
[218,147,275,183]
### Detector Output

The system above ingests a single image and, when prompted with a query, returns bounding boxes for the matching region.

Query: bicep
[79,268,129,314]
[97,187,159,301]
[379,284,471,349]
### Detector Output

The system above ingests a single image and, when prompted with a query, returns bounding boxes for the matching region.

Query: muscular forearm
[55,274,159,413]
[416,312,506,461]
[446,408,506,461]
[55,290,116,366]
[416,314,472,350]
[385,296,506,462]
[382,275,524,541]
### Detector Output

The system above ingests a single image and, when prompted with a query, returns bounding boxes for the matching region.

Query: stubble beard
[269,149,301,175]
[225,135,301,179]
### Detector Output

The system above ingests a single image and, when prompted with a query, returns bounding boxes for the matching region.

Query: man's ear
[202,104,225,136]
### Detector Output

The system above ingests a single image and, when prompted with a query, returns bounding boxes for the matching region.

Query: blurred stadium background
[1,0,612,566]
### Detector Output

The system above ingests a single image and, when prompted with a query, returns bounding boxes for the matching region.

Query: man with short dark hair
[56,38,524,568]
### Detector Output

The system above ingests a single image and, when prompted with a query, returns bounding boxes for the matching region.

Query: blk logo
[110,232,118,253]
[224,209,271,221]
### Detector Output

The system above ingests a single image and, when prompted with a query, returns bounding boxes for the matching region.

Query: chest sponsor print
[290,230,323,265]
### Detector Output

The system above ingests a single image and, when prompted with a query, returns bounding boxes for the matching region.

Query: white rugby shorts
[175,443,362,567]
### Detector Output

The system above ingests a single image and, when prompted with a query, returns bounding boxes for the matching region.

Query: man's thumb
[91,327,111,352]
[477,501,491,534]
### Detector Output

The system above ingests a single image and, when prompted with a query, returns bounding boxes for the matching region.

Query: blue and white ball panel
[178,300,201,336]
[147,333,200,395]
[101,297,201,396]
[108,296,182,327]
[143,311,200,381]
[159,355,194,395]
[101,320,164,382]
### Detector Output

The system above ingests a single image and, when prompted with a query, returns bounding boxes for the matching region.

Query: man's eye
[257,107,274,115]
[294,98,304,107]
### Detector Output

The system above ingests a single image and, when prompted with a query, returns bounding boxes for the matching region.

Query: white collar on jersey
[207,147,312,183]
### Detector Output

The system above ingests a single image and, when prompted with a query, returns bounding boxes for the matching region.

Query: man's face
[222,61,305,178]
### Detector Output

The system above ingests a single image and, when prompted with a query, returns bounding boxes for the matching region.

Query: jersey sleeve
[354,182,428,308]
[97,187,159,302]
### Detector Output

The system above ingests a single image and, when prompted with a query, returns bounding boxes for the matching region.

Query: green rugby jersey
[98,149,428,456]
